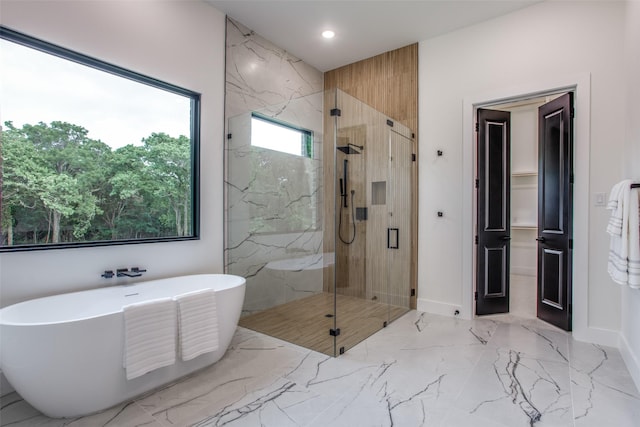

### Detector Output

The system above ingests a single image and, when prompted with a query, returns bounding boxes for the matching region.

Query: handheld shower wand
[338,159,356,244]
[343,159,348,207]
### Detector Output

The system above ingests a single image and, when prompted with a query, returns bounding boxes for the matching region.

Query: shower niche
[372,181,386,205]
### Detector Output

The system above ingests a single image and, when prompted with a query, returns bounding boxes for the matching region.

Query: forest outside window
[0,27,201,251]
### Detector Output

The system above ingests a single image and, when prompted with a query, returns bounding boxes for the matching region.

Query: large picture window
[0,27,200,251]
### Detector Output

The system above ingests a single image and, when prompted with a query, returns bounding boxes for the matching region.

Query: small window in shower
[251,113,313,158]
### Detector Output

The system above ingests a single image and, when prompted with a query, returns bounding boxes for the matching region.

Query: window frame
[0,26,201,252]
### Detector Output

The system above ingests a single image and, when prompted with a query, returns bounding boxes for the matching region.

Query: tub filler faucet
[116,267,147,278]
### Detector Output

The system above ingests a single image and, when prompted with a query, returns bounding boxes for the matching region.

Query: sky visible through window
[251,115,310,157]
[0,38,190,148]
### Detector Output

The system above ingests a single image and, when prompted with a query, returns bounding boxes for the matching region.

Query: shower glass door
[327,89,413,356]
[226,91,334,355]
[386,124,414,314]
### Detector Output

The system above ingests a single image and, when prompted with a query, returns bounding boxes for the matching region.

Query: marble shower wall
[224,18,325,314]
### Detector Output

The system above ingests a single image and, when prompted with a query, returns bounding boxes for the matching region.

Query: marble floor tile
[568,340,640,426]
[342,316,491,412]
[438,406,518,427]
[0,392,163,427]
[454,346,574,426]
[136,329,316,426]
[568,340,640,399]
[1,312,638,427]
[485,318,570,364]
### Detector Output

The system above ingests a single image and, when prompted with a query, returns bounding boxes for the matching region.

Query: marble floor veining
[1,311,638,426]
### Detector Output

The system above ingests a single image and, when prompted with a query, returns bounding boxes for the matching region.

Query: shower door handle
[387,228,399,249]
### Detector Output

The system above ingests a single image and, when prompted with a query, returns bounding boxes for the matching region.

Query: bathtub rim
[0,273,246,327]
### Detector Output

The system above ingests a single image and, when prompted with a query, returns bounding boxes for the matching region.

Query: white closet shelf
[512,171,538,177]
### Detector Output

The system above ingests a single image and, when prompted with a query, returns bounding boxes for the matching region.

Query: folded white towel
[123,298,177,380]
[175,289,219,361]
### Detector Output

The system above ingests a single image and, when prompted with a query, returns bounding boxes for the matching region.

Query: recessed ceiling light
[322,30,335,39]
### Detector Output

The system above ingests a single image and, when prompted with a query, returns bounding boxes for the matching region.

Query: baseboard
[619,333,640,393]
[417,298,464,319]
[572,325,620,348]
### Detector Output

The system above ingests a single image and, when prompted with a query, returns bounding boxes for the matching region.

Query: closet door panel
[476,108,511,315]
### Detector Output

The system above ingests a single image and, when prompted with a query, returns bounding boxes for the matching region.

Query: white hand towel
[628,189,640,288]
[123,298,177,380]
[175,289,219,361]
[607,180,640,288]
[607,180,631,236]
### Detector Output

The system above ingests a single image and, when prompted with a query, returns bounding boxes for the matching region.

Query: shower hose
[338,190,356,244]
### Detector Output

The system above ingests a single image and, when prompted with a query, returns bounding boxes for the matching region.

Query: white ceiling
[206,0,541,72]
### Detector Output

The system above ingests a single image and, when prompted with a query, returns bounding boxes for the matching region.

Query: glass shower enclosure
[225,88,414,356]
[325,89,414,355]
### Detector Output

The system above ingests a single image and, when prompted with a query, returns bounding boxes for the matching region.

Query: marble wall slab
[225,19,323,119]
[224,18,325,314]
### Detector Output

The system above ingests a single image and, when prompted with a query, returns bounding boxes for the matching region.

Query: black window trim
[0,26,201,252]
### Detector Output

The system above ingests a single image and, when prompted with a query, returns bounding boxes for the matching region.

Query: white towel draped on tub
[607,180,640,288]
[123,298,177,380]
[175,289,219,361]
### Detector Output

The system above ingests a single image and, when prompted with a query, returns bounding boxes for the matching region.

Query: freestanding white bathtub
[0,274,246,418]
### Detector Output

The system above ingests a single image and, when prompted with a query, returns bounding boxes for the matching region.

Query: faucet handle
[131,267,147,273]
[101,270,114,279]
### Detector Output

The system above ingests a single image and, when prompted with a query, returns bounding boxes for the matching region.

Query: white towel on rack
[607,180,631,236]
[628,188,640,288]
[607,180,640,288]
[123,298,177,380]
[175,289,219,361]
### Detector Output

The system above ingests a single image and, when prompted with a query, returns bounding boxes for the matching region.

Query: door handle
[536,236,546,242]
[387,228,399,249]
[501,236,511,241]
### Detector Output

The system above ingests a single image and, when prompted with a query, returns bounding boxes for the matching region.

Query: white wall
[418,1,627,337]
[620,0,640,390]
[0,0,226,307]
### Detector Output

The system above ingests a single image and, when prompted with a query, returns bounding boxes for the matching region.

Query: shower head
[337,145,359,154]
[336,143,363,155]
